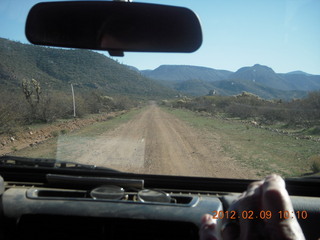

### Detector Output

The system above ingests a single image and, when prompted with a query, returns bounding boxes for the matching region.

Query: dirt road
[56,103,256,178]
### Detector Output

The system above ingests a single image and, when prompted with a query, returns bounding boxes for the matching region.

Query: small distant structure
[208,89,216,96]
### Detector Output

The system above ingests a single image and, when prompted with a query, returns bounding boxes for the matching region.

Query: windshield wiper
[0,155,119,172]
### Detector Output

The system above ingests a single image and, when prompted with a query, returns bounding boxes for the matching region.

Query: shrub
[226,103,256,119]
[113,96,137,110]
[51,131,59,137]
[310,155,320,173]
[60,129,68,135]
[0,90,25,134]
[310,126,320,135]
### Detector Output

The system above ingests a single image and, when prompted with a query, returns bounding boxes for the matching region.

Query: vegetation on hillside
[0,37,177,134]
[0,38,176,98]
[164,91,320,128]
[159,78,307,99]
[0,83,138,135]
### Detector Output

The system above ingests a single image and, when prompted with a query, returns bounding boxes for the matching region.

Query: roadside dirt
[0,111,126,156]
[56,103,258,178]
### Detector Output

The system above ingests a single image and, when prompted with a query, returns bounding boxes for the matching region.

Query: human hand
[200,174,306,240]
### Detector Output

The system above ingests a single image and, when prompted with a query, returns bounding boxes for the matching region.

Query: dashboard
[0,171,319,240]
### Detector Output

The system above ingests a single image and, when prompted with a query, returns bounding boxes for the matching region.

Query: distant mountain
[141,63,320,99]
[162,79,216,96]
[230,64,290,90]
[141,65,233,82]
[285,71,312,76]
[231,64,320,91]
[279,73,320,91]
[125,65,140,73]
[3,37,317,100]
[0,38,176,98]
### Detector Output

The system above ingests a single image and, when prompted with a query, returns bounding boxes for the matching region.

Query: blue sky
[1,0,320,74]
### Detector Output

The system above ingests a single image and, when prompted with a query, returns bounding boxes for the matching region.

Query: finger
[244,180,264,198]
[262,174,292,214]
[225,180,264,240]
[233,180,264,210]
[221,179,265,240]
[199,214,218,240]
[262,174,306,240]
[239,184,264,239]
[231,180,264,205]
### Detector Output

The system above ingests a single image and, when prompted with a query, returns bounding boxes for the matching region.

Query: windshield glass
[0,0,319,179]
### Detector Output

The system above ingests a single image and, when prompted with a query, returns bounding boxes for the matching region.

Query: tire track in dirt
[62,103,257,178]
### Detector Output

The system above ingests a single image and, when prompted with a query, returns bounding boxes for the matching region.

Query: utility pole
[71,84,76,118]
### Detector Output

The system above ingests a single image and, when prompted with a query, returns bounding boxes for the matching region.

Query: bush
[226,103,256,119]
[113,96,137,110]
[0,90,25,134]
[168,91,320,127]
[60,129,68,135]
[310,155,320,173]
[0,103,16,134]
[0,83,142,136]
[51,131,59,137]
[310,126,320,135]
[36,92,73,122]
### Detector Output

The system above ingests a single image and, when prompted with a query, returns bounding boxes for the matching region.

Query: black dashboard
[0,169,319,240]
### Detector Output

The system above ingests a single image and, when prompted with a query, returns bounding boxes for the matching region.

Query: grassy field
[164,107,320,177]
[12,108,143,159]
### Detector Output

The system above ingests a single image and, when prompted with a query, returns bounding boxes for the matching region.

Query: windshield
[0,0,319,179]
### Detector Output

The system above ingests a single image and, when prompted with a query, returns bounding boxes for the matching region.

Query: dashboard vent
[26,188,195,205]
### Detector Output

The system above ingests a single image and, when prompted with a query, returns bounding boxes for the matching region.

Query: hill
[161,79,306,100]
[285,71,312,76]
[230,64,289,90]
[279,72,320,91]
[210,79,306,100]
[141,64,320,99]
[231,64,320,91]
[141,65,232,82]
[0,38,176,98]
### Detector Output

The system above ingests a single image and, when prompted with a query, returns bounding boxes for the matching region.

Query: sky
[1,0,320,74]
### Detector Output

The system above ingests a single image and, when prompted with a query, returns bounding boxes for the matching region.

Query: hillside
[161,79,306,100]
[161,79,216,96]
[141,65,232,82]
[231,64,320,91]
[2,37,318,100]
[210,79,306,100]
[0,38,176,98]
[230,64,289,90]
[141,64,320,99]
[279,73,320,91]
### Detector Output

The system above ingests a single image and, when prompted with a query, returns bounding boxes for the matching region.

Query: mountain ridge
[140,64,320,99]
[0,37,176,98]
[141,65,233,82]
[2,37,319,100]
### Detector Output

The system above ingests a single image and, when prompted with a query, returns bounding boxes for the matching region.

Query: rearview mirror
[25,1,202,56]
